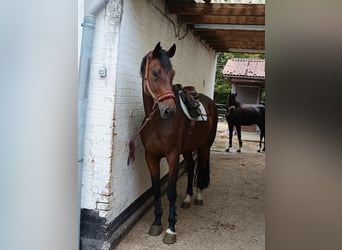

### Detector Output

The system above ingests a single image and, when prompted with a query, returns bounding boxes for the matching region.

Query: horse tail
[193,96,216,190]
[196,148,210,190]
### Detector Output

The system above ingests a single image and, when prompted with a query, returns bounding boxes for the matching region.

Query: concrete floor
[116,129,265,249]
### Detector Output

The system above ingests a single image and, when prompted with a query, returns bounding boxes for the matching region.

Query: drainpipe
[78,0,109,248]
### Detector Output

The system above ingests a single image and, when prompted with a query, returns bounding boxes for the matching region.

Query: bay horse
[139,42,217,244]
[225,92,265,153]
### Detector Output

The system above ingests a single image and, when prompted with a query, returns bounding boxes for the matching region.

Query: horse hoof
[225,148,230,152]
[237,149,241,153]
[149,224,162,236]
[180,201,191,209]
[163,229,177,244]
[257,149,261,153]
[194,199,203,206]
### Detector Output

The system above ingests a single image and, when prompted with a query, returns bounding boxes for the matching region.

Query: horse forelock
[157,50,173,71]
[140,50,173,77]
[227,94,240,107]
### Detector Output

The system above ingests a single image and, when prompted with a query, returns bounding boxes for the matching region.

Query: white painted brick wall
[79,0,217,224]
[79,0,122,219]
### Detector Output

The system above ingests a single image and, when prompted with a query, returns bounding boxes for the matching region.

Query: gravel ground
[116,122,265,250]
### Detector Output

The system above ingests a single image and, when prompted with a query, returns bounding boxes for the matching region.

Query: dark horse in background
[139,42,218,244]
[225,92,265,153]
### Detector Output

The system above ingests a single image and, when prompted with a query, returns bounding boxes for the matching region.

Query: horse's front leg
[145,153,163,236]
[236,125,242,153]
[163,152,180,244]
[226,122,234,152]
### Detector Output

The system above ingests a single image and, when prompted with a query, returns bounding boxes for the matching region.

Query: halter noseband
[228,105,236,111]
[227,105,236,115]
[143,54,175,107]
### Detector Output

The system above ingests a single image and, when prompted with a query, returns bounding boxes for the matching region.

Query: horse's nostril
[164,107,175,118]
[159,104,176,119]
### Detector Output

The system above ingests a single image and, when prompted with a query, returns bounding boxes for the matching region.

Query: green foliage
[260,87,266,103]
[214,52,265,104]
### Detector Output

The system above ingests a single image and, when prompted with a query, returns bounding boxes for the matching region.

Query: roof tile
[223,58,265,79]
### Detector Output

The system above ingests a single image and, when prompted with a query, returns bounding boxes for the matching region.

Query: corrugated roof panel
[223,58,265,79]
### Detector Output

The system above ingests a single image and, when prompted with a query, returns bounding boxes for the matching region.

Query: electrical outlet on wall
[99,67,107,77]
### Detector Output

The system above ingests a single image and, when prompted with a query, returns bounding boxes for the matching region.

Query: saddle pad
[179,94,207,121]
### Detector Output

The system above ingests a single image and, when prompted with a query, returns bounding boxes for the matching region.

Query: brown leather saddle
[172,84,202,119]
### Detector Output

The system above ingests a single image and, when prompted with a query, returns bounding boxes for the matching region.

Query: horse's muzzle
[158,103,176,119]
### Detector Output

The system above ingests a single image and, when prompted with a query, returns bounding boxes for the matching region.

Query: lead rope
[127,55,154,165]
[127,109,156,165]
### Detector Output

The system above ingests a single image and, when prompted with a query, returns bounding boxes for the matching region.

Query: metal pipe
[78,0,109,249]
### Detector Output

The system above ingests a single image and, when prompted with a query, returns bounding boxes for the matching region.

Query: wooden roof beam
[208,41,265,47]
[212,42,264,47]
[193,29,265,36]
[167,3,265,16]
[216,48,265,53]
[194,30,265,40]
[194,24,264,31]
[201,37,265,42]
[179,15,265,25]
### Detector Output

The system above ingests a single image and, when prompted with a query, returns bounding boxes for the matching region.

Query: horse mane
[140,49,173,77]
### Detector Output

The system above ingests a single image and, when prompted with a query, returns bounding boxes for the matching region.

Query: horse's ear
[152,42,162,57]
[167,44,176,58]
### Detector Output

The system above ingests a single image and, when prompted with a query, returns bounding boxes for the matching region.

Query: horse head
[226,92,238,115]
[141,42,177,119]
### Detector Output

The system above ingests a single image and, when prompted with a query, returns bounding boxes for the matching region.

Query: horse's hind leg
[181,152,195,209]
[195,147,211,205]
[257,132,265,152]
[145,153,163,236]
[257,126,262,152]
[236,125,242,153]
[257,136,262,152]
[261,127,265,152]
[257,123,265,152]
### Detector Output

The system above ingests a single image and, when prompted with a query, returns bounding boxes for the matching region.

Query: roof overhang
[166,1,265,53]
[224,77,265,87]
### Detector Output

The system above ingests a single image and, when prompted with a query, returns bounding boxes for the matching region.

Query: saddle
[172,84,202,119]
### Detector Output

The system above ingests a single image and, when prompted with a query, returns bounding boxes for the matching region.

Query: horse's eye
[152,70,159,78]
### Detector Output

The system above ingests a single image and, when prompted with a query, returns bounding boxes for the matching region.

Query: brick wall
[79,0,122,219]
